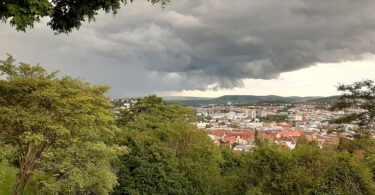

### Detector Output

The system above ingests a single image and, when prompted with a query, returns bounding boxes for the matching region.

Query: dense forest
[1,56,375,195]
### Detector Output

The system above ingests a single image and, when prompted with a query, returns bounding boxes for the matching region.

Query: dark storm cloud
[1,0,375,96]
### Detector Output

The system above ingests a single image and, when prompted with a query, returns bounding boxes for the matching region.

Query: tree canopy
[330,79,375,131]
[0,0,169,33]
[113,95,223,194]
[0,55,126,194]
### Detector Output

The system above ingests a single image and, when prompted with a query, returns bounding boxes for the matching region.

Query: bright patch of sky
[166,55,375,97]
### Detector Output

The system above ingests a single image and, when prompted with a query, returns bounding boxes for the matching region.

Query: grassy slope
[0,164,35,195]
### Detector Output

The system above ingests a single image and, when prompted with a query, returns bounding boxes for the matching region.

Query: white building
[197,122,209,129]
[294,115,303,121]
[248,122,263,128]
[258,111,267,118]
[248,109,257,119]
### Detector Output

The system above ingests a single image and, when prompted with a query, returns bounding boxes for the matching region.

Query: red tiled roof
[206,129,229,137]
[279,132,302,137]
[224,136,237,145]
[227,130,255,140]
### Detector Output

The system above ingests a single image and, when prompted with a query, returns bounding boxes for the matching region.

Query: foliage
[0,164,36,195]
[330,79,375,130]
[113,95,222,194]
[295,134,319,149]
[114,129,193,195]
[116,95,195,128]
[40,142,127,194]
[259,114,289,122]
[229,139,334,195]
[228,130,375,195]
[218,146,245,194]
[0,55,125,194]
[219,146,243,175]
[245,143,295,194]
[337,135,375,154]
[0,142,34,194]
[0,0,169,33]
[314,152,375,194]
[0,142,16,190]
[295,134,310,147]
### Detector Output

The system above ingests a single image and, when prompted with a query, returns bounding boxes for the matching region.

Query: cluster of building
[194,102,364,151]
[111,98,137,111]
[111,98,370,152]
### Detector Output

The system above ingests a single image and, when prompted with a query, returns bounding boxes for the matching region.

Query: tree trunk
[13,171,33,195]
[21,173,33,195]
[13,147,35,195]
[13,165,24,195]
[13,143,48,195]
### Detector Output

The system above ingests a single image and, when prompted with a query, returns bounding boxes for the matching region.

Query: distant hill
[162,96,213,101]
[306,95,340,102]
[166,95,339,106]
[213,95,321,103]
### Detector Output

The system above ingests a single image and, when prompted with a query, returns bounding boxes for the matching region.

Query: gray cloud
[1,0,375,97]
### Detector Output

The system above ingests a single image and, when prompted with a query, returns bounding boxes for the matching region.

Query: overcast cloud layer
[1,0,375,97]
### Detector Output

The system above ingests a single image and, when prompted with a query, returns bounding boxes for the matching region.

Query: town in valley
[112,95,369,152]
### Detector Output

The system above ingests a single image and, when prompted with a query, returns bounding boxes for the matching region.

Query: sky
[1,0,375,98]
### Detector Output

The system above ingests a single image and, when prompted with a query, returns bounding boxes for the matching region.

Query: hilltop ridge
[166,95,339,106]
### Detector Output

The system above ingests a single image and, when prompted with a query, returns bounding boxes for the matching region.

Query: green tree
[231,140,333,195]
[330,79,375,190]
[259,115,289,123]
[288,141,332,194]
[330,79,375,131]
[295,134,318,149]
[113,96,223,194]
[0,55,125,194]
[296,134,309,148]
[218,146,244,194]
[245,144,294,194]
[39,142,127,194]
[0,0,169,33]
[314,152,375,194]
[0,141,16,185]
[337,135,375,154]
[116,95,195,129]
